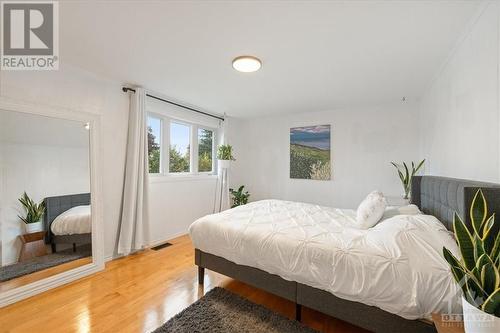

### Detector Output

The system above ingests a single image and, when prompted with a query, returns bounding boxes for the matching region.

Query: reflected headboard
[410,176,500,232]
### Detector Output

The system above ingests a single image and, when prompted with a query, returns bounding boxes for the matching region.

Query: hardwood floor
[0,235,369,333]
[0,257,92,293]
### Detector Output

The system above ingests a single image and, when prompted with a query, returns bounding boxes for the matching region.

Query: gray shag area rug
[0,245,91,282]
[153,287,318,333]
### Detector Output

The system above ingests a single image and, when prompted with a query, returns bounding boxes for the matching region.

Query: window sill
[148,174,218,184]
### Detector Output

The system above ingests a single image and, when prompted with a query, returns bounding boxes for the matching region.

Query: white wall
[228,102,420,209]
[148,178,217,244]
[419,2,500,183]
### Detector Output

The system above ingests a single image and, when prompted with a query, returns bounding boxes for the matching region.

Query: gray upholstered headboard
[44,193,91,244]
[410,176,500,232]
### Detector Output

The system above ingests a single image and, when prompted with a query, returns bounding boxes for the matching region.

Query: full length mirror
[0,109,92,293]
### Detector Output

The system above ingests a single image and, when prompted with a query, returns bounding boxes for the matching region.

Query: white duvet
[189,199,462,320]
[51,205,91,235]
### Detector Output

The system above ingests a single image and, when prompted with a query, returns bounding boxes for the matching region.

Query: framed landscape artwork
[290,125,331,180]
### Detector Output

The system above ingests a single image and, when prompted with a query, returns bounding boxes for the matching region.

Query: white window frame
[147,112,218,180]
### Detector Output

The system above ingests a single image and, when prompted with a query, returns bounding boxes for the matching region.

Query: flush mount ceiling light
[232,56,262,73]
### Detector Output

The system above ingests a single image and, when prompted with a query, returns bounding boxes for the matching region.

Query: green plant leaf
[476,253,490,270]
[465,276,487,305]
[482,214,496,254]
[394,167,404,182]
[474,234,486,262]
[490,231,500,263]
[443,247,466,284]
[415,159,425,173]
[481,288,500,316]
[480,261,499,295]
[470,189,487,235]
[454,212,475,270]
[471,266,482,281]
[390,162,400,170]
[403,163,409,183]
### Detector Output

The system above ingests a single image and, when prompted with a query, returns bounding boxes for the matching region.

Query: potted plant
[18,192,45,233]
[229,185,250,208]
[443,189,499,332]
[217,144,235,169]
[390,159,425,201]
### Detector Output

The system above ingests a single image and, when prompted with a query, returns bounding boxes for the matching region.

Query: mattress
[51,205,91,235]
[189,199,462,320]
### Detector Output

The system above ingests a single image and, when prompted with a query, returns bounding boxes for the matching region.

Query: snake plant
[443,189,500,316]
[390,159,425,199]
[18,192,45,224]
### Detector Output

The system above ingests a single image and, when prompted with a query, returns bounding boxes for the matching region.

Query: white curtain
[117,87,150,255]
[214,117,231,212]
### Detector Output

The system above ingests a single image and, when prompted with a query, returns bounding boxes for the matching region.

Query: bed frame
[195,176,500,333]
[44,193,92,253]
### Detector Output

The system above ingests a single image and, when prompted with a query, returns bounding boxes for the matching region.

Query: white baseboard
[104,254,115,262]
[102,232,188,263]
[148,231,187,248]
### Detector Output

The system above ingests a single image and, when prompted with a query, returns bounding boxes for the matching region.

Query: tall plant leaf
[470,189,487,235]
[482,289,500,316]
[443,247,467,284]
[454,212,475,270]
[474,234,486,262]
[414,159,425,173]
[465,276,487,304]
[480,261,499,295]
[476,253,491,272]
[403,163,410,185]
[491,231,500,263]
[482,214,496,254]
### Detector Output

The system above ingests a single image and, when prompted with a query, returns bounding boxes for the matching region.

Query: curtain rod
[122,87,225,121]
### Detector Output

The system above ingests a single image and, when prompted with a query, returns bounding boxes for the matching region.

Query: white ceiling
[60,0,481,118]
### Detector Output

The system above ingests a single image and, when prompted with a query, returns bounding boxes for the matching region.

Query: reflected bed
[44,193,92,253]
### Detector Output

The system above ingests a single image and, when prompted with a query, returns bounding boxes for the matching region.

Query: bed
[44,193,92,253]
[189,176,500,333]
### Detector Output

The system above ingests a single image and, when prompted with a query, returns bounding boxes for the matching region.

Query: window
[147,116,161,174]
[147,112,217,176]
[198,128,214,172]
[169,122,190,173]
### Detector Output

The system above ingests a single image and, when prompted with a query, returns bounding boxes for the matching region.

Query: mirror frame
[0,97,104,307]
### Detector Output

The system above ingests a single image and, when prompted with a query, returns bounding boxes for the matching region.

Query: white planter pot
[218,159,231,169]
[462,297,500,333]
[24,221,43,234]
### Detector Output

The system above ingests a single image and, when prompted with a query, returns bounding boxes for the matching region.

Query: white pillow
[382,204,422,220]
[355,191,387,229]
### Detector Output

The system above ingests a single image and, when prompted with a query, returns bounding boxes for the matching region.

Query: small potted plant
[229,185,250,208]
[217,144,235,169]
[390,159,425,201]
[18,192,45,233]
[443,189,499,332]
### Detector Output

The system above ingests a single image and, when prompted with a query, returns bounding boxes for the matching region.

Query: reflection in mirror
[0,110,92,292]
